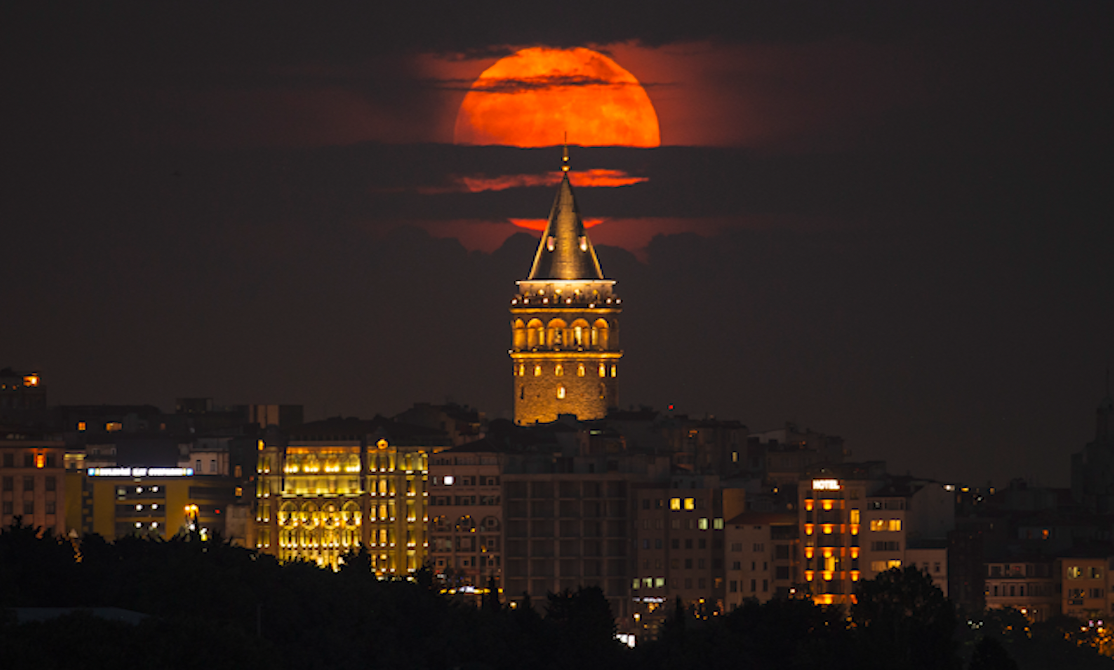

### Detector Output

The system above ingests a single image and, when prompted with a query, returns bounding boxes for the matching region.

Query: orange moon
[454,47,661,147]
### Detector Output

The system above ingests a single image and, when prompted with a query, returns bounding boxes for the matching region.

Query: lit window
[77,422,86,431]
[888,519,901,532]
[670,498,681,510]
[555,364,563,377]
[610,365,617,377]
[698,518,709,530]
[444,476,454,486]
[557,386,566,399]
[870,519,886,532]
[534,365,542,377]
[106,422,122,432]
[654,577,665,588]
[684,498,695,511]
[850,509,860,524]
[577,364,585,377]
[598,364,606,377]
[887,560,902,569]
[713,518,724,530]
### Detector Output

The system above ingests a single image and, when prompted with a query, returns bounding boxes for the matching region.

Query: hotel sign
[812,478,841,491]
[87,467,194,477]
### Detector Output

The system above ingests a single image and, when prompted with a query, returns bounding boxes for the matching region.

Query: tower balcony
[510,294,621,309]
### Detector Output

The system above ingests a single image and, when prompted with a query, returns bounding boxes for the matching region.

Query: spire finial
[562,131,569,172]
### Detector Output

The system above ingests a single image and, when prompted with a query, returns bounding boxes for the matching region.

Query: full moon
[454,47,661,147]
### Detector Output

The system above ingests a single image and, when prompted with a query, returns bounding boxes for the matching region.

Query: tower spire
[562,131,569,172]
[525,146,604,281]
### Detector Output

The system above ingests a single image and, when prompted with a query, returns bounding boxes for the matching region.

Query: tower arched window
[520,386,525,400]
[555,364,563,377]
[611,365,617,377]
[577,364,585,377]
[598,364,606,378]
[513,319,526,349]
[557,386,566,399]
[534,365,542,377]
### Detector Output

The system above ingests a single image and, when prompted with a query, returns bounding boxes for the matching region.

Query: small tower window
[534,365,542,377]
[557,386,566,399]
[546,236,556,251]
[577,364,585,377]
[520,386,525,400]
[611,365,617,377]
[555,364,563,377]
[518,364,525,377]
[598,364,606,378]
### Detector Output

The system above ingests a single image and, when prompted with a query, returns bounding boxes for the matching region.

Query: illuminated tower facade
[510,152,622,424]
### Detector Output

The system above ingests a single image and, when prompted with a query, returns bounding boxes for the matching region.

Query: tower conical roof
[527,171,605,281]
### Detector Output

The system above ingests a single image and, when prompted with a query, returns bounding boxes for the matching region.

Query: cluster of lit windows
[632,577,667,589]
[512,317,613,349]
[868,519,902,532]
[514,363,615,378]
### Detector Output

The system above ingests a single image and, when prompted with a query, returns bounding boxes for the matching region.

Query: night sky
[4,3,1112,487]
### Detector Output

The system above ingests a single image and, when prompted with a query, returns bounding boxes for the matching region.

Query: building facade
[0,429,65,534]
[428,444,503,595]
[510,154,622,425]
[255,418,449,572]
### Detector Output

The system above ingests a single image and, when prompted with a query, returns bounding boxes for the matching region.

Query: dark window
[1,477,11,491]
[23,454,34,467]
[46,477,56,492]
[1,501,11,514]
[46,454,57,468]
[46,501,56,515]
[23,501,34,515]
[2,453,12,467]
[23,477,34,492]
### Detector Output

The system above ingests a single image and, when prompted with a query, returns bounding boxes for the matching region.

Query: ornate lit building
[254,417,450,572]
[510,152,622,424]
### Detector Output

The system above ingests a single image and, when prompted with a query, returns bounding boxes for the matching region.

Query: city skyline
[4,3,1113,488]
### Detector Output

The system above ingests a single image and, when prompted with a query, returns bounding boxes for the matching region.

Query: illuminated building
[631,476,727,633]
[509,150,621,424]
[0,368,46,420]
[254,417,450,572]
[799,464,955,607]
[0,428,65,534]
[82,466,232,540]
[984,559,1056,622]
[799,472,867,607]
[1059,557,1110,619]
[428,442,503,596]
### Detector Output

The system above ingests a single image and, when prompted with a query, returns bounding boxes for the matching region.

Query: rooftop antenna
[562,131,570,172]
